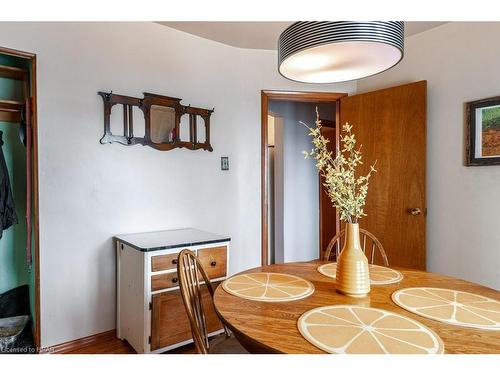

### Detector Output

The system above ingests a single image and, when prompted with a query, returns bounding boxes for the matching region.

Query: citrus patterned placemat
[318,263,403,285]
[392,288,500,330]
[298,305,444,354]
[222,272,314,302]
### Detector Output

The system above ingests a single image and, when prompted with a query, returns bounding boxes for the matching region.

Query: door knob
[409,208,422,216]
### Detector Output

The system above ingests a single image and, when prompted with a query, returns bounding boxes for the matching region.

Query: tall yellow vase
[335,223,370,297]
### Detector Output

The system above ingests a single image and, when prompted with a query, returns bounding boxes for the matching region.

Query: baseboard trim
[44,329,117,354]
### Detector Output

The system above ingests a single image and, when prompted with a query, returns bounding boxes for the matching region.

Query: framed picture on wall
[466,96,500,166]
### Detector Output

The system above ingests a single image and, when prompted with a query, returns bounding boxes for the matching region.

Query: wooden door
[319,126,338,260]
[339,81,426,269]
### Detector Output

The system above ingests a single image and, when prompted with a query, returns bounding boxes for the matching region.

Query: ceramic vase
[335,223,370,297]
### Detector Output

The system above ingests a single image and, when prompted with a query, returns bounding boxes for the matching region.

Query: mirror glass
[132,105,145,138]
[196,116,206,144]
[109,104,124,136]
[179,113,190,142]
[150,105,175,143]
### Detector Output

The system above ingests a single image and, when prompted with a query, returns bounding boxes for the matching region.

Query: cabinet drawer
[151,272,179,291]
[197,246,227,279]
[150,282,222,351]
[151,253,179,272]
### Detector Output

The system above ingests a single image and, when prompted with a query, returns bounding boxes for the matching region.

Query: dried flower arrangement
[302,109,377,224]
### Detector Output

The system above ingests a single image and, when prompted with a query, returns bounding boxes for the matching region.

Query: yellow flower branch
[302,108,377,224]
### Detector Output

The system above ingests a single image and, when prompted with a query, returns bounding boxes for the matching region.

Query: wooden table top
[213,261,500,354]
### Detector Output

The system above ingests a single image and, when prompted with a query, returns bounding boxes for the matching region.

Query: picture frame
[466,95,500,166]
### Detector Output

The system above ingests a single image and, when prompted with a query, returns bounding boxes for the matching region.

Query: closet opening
[261,91,347,266]
[0,46,39,353]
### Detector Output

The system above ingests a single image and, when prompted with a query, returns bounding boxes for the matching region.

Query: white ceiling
[158,22,448,50]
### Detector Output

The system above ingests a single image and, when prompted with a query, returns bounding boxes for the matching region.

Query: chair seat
[208,334,248,354]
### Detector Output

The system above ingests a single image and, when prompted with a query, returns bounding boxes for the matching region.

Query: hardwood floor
[64,338,198,354]
[53,329,244,354]
[63,336,137,354]
[63,338,199,354]
[51,329,225,354]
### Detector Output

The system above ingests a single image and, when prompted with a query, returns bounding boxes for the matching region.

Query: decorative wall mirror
[150,105,175,144]
[98,91,214,151]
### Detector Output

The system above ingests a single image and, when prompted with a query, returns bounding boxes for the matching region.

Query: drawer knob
[171,259,178,265]
[210,261,217,267]
[172,277,178,283]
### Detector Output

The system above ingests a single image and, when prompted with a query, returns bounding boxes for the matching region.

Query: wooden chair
[177,249,247,354]
[323,228,389,266]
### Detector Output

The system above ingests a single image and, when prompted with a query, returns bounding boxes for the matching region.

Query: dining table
[213,261,500,354]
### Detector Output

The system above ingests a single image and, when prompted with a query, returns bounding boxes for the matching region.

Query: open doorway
[261,91,346,266]
[0,46,39,353]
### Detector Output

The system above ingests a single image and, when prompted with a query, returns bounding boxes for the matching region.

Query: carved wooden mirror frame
[98,91,214,151]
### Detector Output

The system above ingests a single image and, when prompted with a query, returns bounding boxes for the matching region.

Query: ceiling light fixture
[278,21,404,83]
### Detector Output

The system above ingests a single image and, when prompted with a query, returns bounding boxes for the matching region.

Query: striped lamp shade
[278,22,404,83]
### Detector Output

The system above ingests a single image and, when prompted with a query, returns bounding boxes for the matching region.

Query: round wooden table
[213,261,500,354]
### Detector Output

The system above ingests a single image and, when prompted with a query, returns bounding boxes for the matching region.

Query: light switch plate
[221,156,229,171]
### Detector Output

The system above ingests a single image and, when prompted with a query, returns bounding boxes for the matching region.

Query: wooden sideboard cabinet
[115,228,230,353]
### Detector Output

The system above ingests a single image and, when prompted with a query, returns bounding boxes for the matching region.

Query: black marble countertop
[115,228,230,252]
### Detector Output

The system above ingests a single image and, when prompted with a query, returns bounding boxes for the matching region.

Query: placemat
[318,263,403,285]
[392,287,500,330]
[222,272,314,302]
[298,305,444,354]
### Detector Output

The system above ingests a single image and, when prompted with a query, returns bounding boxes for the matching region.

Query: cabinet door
[150,282,223,351]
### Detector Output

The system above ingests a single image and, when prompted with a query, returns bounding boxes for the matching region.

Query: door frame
[0,45,41,350]
[260,90,347,266]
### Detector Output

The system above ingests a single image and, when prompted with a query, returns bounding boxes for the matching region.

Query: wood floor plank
[64,337,198,354]
[53,329,201,354]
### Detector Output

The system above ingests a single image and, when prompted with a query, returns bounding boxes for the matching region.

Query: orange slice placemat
[318,263,403,285]
[298,305,444,354]
[222,272,314,302]
[392,287,500,330]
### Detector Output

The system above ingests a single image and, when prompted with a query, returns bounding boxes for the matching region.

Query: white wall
[0,22,356,347]
[357,22,500,290]
[269,101,322,263]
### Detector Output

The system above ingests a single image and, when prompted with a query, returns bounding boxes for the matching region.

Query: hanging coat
[0,130,18,239]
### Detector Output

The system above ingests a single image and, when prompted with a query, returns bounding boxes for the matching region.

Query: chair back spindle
[177,249,226,354]
[323,228,389,266]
